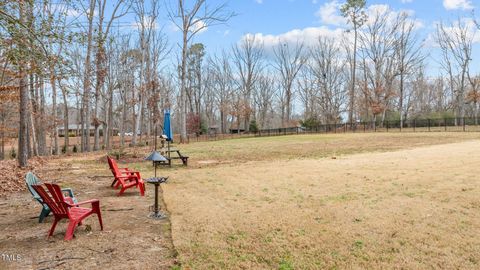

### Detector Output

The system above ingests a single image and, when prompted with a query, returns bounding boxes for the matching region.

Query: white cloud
[241,26,349,50]
[316,0,347,26]
[366,4,424,30]
[425,18,480,48]
[190,19,208,34]
[168,22,180,32]
[255,0,263,4]
[241,3,426,53]
[51,3,83,18]
[401,0,413,3]
[131,16,159,30]
[443,0,474,10]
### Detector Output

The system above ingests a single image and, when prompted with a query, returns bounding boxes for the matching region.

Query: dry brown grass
[177,132,480,165]
[2,132,480,269]
[159,133,480,269]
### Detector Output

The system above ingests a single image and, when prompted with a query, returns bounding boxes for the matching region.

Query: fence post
[463,117,466,132]
[413,119,416,132]
[363,122,366,132]
[444,118,447,131]
[428,119,431,132]
[386,121,389,132]
[334,123,337,134]
[344,123,346,133]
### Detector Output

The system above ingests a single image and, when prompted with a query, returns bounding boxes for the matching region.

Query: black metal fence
[185,117,480,142]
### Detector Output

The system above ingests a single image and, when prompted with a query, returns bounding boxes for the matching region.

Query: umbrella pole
[168,140,170,159]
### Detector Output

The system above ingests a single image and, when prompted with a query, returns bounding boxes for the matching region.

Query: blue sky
[152,0,480,75]
[81,0,480,75]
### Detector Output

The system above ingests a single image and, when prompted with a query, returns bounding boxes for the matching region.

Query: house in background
[56,106,118,137]
[58,124,119,137]
[58,124,95,137]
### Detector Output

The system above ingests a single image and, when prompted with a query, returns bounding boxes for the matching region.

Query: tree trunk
[60,84,69,153]
[399,72,404,130]
[50,74,59,154]
[19,73,29,167]
[180,30,188,143]
[348,26,358,123]
[105,84,113,149]
[82,0,95,152]
[93,28,105,151]
[37,77,47,155]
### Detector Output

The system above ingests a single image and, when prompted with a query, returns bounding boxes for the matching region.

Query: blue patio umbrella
[163,109,173,142]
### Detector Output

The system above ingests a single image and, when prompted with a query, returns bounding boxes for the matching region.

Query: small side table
[145,177,168,219]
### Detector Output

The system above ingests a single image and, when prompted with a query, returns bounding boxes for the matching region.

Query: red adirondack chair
[32,183,103,240]
[107,156,145,196]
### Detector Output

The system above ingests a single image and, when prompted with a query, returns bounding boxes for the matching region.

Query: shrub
[61,145,67,154]
[249,120,259,133]
[187,113,201,135]
[72,145,78,153]
[300,117,320,129]
[9,148,16,159]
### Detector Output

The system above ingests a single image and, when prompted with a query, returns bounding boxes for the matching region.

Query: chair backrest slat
[32,184,64,215]
[107,156,127,185]
[25,172,42,200]
[107,156,120,175]
[45,183,69,215]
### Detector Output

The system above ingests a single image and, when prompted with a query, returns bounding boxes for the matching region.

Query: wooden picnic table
[156,147,189,166]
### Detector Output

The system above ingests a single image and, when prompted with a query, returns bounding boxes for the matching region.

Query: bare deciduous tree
[394,12,424,129]
[232,36,264,131]
[273,41,307,127]
[168,0,234,142]
[341,0,367,123]
[436,19,474,125]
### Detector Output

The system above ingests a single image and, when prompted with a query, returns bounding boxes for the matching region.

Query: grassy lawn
[171,132,480,164]
[157,133,480,269]
[1,132,479,269]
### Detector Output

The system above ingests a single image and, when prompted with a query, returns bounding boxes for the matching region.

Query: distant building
[58,124,118,137]
[58,124,94,137]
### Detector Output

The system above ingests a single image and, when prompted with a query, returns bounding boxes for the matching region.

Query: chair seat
[70,207,93,220]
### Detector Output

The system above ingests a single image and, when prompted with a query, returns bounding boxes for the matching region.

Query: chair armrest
[117,175,139,179]
[121,170,139,174]
[65,199,99,207]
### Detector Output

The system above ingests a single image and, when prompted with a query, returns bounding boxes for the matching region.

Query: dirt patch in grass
[0,154,177,270]
[163,137,480,269]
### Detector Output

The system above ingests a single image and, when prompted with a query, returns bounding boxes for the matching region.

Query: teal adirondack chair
[25,172,77,223]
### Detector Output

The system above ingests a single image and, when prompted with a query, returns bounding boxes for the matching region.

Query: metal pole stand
[146,177,168,219]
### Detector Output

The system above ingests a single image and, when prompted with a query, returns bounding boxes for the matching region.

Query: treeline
[0,0,479,166]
